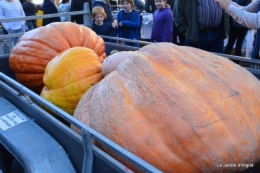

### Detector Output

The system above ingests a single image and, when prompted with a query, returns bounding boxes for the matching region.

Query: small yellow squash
[40,47,103,114]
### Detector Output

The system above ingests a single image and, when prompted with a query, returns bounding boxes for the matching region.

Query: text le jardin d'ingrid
[216,163,253,168]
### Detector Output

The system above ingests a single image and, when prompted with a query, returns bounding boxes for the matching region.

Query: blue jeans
[185,28,224,53]
[26,20,37,31]
[7,27,25,47]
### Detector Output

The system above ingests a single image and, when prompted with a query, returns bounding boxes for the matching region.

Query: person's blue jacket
[116,9,140,40]
[151,7,173,42]
[40,0,60,26]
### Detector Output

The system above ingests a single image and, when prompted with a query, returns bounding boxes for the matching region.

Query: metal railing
[0,2,92,41]
[1,3,260,70]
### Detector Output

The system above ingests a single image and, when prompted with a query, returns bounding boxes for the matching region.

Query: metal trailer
[0,39,260,173]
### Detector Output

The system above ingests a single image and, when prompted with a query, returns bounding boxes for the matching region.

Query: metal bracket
[81,129,94,173]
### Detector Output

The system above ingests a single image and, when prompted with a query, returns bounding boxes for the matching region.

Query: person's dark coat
[144,0,156,13]
[70,0,92,24]
[22,1,37,16]
[168,0,175,10]
[1,24,8,34]
[231,0,251,27]
[174,0,229,45]
[134,0,144,10]
[40,0,60,26]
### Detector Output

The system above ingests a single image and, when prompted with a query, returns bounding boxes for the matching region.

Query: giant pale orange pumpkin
[9,22,106,92]
[73,43,260,172]
[40,47,103,114]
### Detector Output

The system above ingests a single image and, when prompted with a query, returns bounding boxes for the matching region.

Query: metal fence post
[3,41,10,54]
[83,2,92,28]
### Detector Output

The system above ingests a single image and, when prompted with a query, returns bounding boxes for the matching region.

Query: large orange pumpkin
[73,43,260,173]
[40,47,103,115]
[9,22,106,92]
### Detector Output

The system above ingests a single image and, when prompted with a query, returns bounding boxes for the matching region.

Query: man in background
[70,0,92,24]
[22,0,37,31]
[144,0,155,13]
[0,0,26,47]
[174,0,229,53]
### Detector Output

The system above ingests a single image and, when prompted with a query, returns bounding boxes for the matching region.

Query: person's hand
[112,22,117,28]
[113,19,118,24]
[215,0,230,10]
[112,19,118,28]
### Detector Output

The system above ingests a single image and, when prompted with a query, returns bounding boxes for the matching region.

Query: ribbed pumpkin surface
[73,43,260,173]
[9,22,106,92]
[40,47,103,114]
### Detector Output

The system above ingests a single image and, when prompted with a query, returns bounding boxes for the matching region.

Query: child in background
[92,6,117,40]
[150,0,173,43]
[117,0,140,47]
[92,0,118,40]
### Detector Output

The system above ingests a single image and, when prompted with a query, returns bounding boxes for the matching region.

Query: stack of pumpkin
[9,22,106,114]
[9,22,260,173]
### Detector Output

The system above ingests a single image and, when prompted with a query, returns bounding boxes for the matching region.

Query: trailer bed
[0,41,260,173]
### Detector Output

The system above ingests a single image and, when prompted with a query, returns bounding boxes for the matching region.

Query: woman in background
[215,0,260,59]
[224,0,252,56]
[40,0,60,26]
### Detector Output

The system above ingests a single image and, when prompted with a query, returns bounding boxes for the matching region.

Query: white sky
[33,0,43,4]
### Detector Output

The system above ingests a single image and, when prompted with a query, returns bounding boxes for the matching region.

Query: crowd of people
[0,0,260,59]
